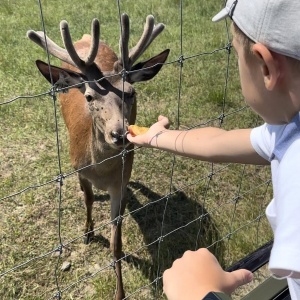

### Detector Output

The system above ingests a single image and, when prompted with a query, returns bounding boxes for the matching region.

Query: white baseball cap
[212,0,300,60]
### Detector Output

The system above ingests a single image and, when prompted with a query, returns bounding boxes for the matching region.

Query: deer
[27,13,169,299]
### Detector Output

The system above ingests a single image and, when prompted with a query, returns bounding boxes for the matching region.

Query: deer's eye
[85,94,93,102]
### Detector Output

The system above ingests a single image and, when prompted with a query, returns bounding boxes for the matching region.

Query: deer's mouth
[106,131,130,149]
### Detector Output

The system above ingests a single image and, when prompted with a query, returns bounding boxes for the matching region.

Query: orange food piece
[128,125,149,137]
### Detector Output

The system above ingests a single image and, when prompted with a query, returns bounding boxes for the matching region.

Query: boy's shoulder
[251,113,300,162]
[270,113,300,161]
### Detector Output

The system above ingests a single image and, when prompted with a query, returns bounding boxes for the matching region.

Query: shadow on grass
[90,180,224,298]
[121,181,225,297]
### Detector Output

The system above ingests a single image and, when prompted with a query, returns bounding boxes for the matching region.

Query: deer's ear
[35,60,87,91]
[128,49,170,83]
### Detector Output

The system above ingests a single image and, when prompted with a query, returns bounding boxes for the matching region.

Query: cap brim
[212,8,229,22]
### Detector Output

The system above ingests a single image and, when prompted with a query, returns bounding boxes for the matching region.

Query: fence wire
[0,0,273,299]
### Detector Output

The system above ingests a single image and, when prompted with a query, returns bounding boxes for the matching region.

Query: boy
[127,0,300,298]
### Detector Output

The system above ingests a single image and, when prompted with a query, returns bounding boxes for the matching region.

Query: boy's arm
[152,127,268,164]
[127,116,269,165]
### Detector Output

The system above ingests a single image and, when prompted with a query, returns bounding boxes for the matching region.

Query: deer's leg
[79,174,95,244]
[109,187,127,300]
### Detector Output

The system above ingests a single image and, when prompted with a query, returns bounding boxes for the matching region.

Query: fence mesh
[0,0,273,299]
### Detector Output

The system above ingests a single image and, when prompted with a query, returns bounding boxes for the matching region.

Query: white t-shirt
[250,113,300,299]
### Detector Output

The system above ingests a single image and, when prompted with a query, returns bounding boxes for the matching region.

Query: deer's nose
[111,130,121,140]
[111,130,128,145]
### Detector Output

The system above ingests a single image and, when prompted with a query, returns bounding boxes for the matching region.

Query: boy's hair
[231,22,254,56]
[213,0,300,61]
[232,22,300,71]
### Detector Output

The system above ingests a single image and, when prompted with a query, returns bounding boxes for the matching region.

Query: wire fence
[0,0,273,299]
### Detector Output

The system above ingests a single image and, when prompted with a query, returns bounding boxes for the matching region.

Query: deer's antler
[27,18,100,73]
[119,13,165,70]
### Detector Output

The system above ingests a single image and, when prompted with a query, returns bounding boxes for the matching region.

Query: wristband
[203,292,232,300]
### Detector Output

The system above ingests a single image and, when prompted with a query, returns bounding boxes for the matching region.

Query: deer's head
[28,15,169,149]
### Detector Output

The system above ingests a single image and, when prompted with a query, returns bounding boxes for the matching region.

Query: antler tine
[85,18,100,66]
[27,30,76,67]
[119,13,130,70]
[141,22,165,53]
[128,15,155,66]
[129,15,154,65]
[60,20,86,72]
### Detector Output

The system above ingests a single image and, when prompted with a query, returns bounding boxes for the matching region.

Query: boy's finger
[158,115,170,127]
[226,269,253,293]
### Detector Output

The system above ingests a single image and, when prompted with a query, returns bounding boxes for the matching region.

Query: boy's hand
[163,248,253,300]
[128,125,149,137]
[126,115,170,147]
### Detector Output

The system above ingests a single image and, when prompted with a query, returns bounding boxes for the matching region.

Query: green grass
[0,0,272,299]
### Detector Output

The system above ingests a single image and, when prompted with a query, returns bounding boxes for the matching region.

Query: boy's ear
[252,43,281,91]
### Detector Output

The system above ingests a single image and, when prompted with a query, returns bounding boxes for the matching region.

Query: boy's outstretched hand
[163,248,253,300]
[126,115,170,147]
